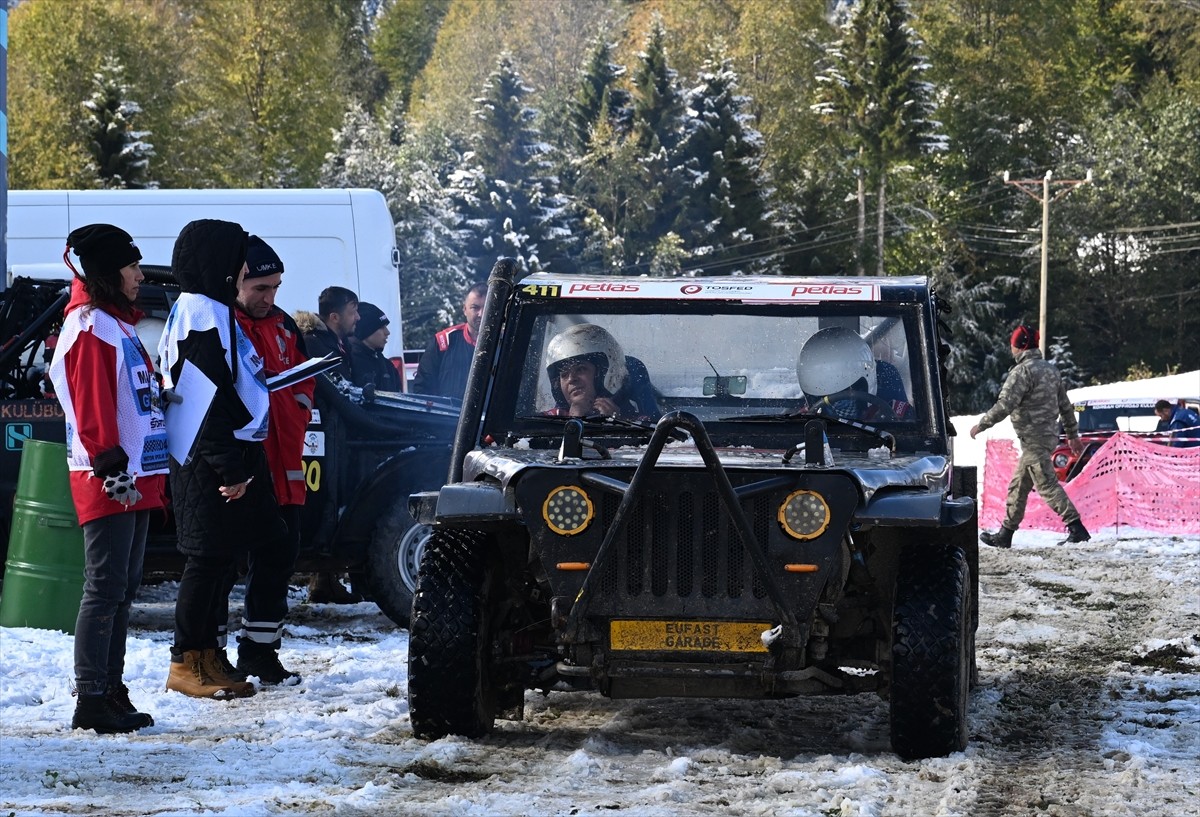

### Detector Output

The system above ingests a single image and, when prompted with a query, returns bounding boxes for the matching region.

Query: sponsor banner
[520,278,881,302]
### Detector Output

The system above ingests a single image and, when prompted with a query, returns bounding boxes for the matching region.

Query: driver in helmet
[797,327,913,421]
[544,324,640,419]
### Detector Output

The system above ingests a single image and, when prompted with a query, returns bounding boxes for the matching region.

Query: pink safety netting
[981,433,1200,534]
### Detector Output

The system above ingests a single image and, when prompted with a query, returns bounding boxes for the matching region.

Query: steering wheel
[820,390,897,421]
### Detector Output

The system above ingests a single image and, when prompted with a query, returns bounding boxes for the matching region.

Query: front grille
[596,490,773,603]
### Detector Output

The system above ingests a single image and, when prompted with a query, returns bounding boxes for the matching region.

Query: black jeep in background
[408,260,978,759]
[0,272,456,628]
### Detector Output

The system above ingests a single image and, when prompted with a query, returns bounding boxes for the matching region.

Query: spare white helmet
[797,327,876,397]
[545,323,628,398]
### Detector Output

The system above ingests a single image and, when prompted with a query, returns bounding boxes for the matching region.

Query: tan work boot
[165,650,252,700]
[199,649,256,697]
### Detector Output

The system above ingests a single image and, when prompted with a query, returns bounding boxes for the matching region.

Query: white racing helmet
[545,323,628,398]
[797,326,876,397]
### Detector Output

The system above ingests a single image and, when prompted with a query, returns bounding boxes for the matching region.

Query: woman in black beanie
[48,223,169,733]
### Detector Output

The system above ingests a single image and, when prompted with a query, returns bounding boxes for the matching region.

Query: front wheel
[408,528,498,739]
[366,498,431,628]
[889,543,972,760]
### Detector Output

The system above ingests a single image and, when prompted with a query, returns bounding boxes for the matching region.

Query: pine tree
[81,55,155,189]
[674,49,777,274]
[450,53,581,278]
[813,0,946,274]
[627,17,689,270]
[570,35,631,153]
[320,103,468,349]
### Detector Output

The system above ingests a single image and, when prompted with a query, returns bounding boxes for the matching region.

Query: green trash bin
[0,439,84,633]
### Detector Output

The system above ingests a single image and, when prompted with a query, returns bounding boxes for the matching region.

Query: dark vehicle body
[0,272,455,627]
[1051,396,1200,481]
[408,262,978,759]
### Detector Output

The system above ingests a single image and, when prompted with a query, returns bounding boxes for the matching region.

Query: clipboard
[266,353,342,392]
[166,360,217,466]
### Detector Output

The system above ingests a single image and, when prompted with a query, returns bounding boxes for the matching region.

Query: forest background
[8,0,1199,412]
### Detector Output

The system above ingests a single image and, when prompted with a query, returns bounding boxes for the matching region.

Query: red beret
[1011,324,1039,351]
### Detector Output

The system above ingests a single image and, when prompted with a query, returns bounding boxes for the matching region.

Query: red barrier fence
[982,432,1200,535]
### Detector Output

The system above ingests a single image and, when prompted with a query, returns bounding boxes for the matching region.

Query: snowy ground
[2,529,1198,817]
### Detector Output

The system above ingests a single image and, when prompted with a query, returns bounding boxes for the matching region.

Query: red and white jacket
[235,306,314,507]
[48,279,167,524]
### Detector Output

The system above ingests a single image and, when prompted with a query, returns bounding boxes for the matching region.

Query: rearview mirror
[703,375,748,397]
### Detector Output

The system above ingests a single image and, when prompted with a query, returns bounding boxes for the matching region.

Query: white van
[5,188,403,356]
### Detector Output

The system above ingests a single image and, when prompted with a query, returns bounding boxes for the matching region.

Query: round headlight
[1052,452,1069,468]
[543,485,594,536]
[778,490,831,541]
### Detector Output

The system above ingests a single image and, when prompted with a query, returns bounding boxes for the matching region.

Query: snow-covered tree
[1049,336,1086,390]
[569,35,631,153]
[81,55,155,189]
[450,53,581,278]
[320,103,469,349]
[812,0,946,274]
[626,17,689,270]
[674,49,778,274]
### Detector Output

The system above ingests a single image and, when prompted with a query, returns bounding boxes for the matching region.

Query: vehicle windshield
[503,304,924,430]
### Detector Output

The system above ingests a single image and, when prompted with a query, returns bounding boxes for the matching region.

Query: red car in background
[1053,396,1200,481]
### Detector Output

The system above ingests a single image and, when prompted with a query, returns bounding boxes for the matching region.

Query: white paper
[266,353,341,392]
[166,360,217,466]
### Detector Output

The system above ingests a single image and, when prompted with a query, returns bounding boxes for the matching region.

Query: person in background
[348,302,402,392]
[971,324,1089,548]
[299,285,362,605]
[300,286,358,382]
[227,235,314,685]
[1154,399,1200,447]
[49,224,169,733]
[159,219,286,700]
[410,281,486,398]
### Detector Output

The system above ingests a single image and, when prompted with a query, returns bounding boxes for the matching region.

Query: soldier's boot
[980,527,1014,549]
[1060,520,1091,544]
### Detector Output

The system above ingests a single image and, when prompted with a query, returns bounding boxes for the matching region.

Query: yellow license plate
[609,620,771,653]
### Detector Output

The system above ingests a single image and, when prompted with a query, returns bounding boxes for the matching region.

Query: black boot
[1060,520,1091,544]
[106,683,154,728]
[237,640,301,686]
[72,692,147,734]
[980,527,1014,549]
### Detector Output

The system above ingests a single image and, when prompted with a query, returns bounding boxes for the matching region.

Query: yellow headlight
[543,485,594,536]
[778,490,830,540]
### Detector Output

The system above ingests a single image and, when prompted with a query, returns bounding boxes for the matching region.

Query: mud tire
[408,529,497,739]
[890,543,972,759]
[366,498,431,628]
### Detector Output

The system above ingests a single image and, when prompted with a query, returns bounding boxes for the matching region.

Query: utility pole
[1003,169,1093,355]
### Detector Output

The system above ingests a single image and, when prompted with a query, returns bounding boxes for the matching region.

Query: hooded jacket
[159,219,284,556]
[48,278,168,525]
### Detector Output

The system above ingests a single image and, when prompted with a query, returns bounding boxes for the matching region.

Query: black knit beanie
[245,235,284,279]
[354,302,390,340]
[66,223,142,282]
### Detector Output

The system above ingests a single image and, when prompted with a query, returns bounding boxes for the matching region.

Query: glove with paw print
[102,471,143,507]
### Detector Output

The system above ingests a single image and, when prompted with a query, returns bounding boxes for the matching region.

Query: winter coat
[159,219,285,557]
[235,306,314,506]
[348,337,402,392]
[48,279,168,525]
[410,323,474,398]
[976,348,1079,451]
[295,311,353,381]
[1156,405,1200,447]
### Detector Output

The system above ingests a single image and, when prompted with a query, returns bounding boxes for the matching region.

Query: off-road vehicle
[408,260,978,759]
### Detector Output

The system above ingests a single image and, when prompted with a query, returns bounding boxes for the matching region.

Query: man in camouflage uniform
[970,324,1090,548]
